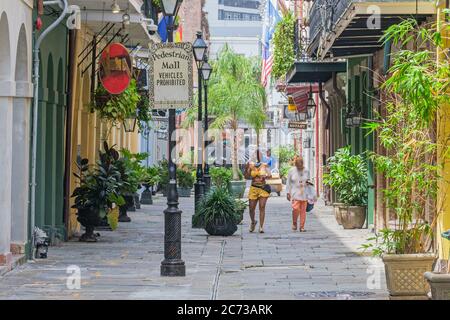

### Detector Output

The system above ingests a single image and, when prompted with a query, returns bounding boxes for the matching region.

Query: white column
[0,93,13,265]
[11,93,31,254]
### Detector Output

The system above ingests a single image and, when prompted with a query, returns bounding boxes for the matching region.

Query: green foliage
[193,187,240,227]
[137,94,152,132]
[71,142,125,219]
[272,11,295,80]
[115,149,148,194]
[210,166,233,189]
[361,19,450,255]
[274,145,296,167]
[279,163,290,179]
[157,159,169,191]
[143,165,161,186]
[177,167,195,189]
[382,18,450,126]
[92,79,141,124]
[323,146,368,206]
[235,199,248,212]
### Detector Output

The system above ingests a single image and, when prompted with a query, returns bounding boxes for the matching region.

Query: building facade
[0,0,33,269]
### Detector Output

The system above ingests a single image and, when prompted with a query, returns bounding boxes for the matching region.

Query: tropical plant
[192,187,240,227]
[182,45,267,181]
[272,11,295,80]
[279,163,290,179]
[274,145,296,167]
[71,143,125,221]
[177,167,195,189]
[210,166,233,189]
[361,18,450,256]
[115,149,148,195]
[92,79,141,125]
[157,159,169,192]
[143,165,161,187]
[137,93,152,132]
[323,146,367,206]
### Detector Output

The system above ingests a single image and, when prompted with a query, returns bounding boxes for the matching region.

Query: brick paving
[0,190,388,300]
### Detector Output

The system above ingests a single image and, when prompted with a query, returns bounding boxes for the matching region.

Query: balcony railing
[309,0,352,46]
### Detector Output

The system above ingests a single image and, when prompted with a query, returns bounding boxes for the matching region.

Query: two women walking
[245,150,316,233]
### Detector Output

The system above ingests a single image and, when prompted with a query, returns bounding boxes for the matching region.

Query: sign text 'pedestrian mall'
[149,42,193,109]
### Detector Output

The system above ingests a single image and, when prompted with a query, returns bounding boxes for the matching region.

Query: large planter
[77,208,101,242]
[205,221,238,236]
[140,184,153,205]
[382,253,436,299]
[340,205,366,229]
[134,192,141,210]
[228,180,246,199]
[424,272,450,300]
[119,194,134,222]
[178,186,192,197]
[333,203,344,225]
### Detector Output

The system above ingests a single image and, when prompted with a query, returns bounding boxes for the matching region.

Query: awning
[286,61,346,84]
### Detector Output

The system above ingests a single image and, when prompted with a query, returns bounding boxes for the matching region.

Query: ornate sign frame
[149,41,193,109]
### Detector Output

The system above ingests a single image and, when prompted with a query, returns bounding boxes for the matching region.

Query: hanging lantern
[306,85,316,120]
[123,114,137,132]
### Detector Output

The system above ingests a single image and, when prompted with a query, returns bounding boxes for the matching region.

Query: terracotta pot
[340,205,366,229]
[333,203,344,225]
[424,272,450,300]
[382,253,436,299]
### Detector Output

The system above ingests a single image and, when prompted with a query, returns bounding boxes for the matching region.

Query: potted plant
[71,144,125,242]
[323,146,367,229]
[279,163,290,185]
[424,230,450,300]
[235,199,248,224]
[177,167,194,197]
[141,166,160,205]
[193,187,240,236]
[210,166,232,190]
[359,19,449,299]
[157,159,169,196]
[228,169,245,199]
[114,149,148,222]
[91,79,141,126]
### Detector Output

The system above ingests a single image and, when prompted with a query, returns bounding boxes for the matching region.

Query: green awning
[286,61,346,84]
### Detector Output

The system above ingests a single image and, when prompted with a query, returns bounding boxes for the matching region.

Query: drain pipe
[31,0,69,251]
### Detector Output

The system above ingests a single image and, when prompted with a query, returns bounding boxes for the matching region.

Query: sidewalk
[0,191,388,300]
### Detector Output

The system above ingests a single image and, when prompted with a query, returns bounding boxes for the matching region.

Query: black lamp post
[193,31,207,210]
[160,0,185,277]
[201,56,212,193]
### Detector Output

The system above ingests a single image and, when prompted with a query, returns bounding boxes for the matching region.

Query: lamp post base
[194,181,205,211]
[203,174,211,194]
[161,259,186,277]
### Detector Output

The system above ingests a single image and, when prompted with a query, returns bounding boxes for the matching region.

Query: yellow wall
[67,27,139,238]
[437,2,450,261]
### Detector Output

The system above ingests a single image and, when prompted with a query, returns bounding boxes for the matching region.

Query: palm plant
[183,45,267,180]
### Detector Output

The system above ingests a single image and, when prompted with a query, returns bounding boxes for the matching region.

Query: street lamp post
[201,56,212,193]
[160,0,185,277]
[193,32,207,210]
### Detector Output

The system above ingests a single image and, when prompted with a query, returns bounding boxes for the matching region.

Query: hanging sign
[98,42,133,95]
[288,121,307,129]
[148,41,193,109]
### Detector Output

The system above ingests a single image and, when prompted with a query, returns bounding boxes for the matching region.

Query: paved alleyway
[0,191,388,300]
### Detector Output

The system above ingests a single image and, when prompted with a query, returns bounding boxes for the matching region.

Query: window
[218,9,261,21]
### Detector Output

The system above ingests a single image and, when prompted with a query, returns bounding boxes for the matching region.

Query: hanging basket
[94,93,112,108]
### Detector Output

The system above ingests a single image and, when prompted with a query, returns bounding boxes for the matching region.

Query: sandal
[300,228,306,232]
[249,220,257,232]
[292,224,297,231]
[259,226,264,233]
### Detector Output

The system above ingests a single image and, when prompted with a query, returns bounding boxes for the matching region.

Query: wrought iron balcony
[307,0,435,59]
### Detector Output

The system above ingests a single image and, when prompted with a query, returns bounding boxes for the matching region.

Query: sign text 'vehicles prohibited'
[149,41,193,109]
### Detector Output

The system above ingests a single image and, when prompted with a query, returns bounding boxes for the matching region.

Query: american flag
[261,0,281,87]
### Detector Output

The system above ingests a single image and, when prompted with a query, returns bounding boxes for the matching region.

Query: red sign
[99,43,132,95]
